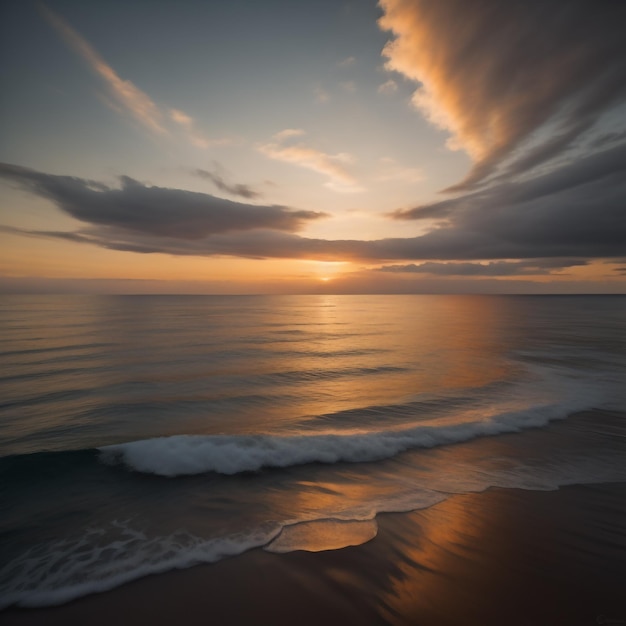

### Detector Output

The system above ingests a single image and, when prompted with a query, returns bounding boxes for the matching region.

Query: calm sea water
[1,295,625,608]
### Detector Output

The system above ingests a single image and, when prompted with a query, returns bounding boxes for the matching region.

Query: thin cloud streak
[170,109,209,148]
[378,79,398,95]
[193,163,261,199]
[391,143,626,222]
[376,259,589,277]
[337,56,356,68]
[40,4,167,135]
[40,5,223,148]
[258,131,362,192]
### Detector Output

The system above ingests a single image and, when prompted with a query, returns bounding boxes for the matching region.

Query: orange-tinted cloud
[376,260,589,277]
[379,0,626,190]
[41,6,225,148]
[258,131,362,192]
[169,109,232,149]
[40,5,167,135]
[169,109,205,146]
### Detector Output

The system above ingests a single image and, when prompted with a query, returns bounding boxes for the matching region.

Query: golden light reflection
[265,518,378,553]
[222,295,517,432]
[262,475,399,531]
[258,449,511,624]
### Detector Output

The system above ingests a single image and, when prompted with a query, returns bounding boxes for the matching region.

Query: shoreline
[3,481,625,626]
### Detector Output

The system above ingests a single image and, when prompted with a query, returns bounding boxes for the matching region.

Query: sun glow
[307,260,349,284]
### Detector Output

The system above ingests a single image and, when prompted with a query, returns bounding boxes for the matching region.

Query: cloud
[376,259,588,277]
[0,163,325,239]
[40,5,166,135]
[392,142,626,219]
[169,109,194,130]
[337,56,356,68]
[170,109,209,148]
[0,223,346,261]
[41,5,224,148]
[588,128,626,150]
[258,131,362,192]
[386,143,626,260]
[378,79,398,95]
[314,86,330,103]
[192,163,260,199]
[378,0,626,190]
[272,129,306,141]
[2,142,623,264]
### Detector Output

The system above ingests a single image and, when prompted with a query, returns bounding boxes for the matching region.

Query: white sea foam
[6,447,623,611]
[0,521,282,609]
[98,390,598,477]
[0,486,450,610]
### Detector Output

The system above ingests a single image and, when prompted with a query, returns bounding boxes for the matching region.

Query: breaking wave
[99,394,597,477]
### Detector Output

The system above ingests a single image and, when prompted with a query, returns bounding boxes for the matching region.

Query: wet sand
[3,482,625,626]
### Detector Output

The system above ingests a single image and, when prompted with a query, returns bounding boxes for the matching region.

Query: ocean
[1,294,625,609]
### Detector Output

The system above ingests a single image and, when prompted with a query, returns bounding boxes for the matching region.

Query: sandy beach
[3,481,625,626]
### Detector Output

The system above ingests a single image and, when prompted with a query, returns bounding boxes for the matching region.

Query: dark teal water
[1,295,625,608]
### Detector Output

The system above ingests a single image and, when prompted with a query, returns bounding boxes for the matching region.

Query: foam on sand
[0,521,282,609]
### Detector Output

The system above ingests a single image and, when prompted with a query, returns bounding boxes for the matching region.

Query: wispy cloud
[378,79,398,95]
[40,5,226,149]
[258,131,362,192]
[337,56,356,68]
[168,109,233,148]
[40,5,167,136]
[192,163,261,199]
[379,0,626,190]
[314,86,330,104]
[170,109,208,147]
[376,259,588,277]
[272,129,306,142]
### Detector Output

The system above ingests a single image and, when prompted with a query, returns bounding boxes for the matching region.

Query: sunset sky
[1,0,625,294]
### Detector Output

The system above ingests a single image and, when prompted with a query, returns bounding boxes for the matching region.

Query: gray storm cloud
[0,163,325,239]
[387,144,626,262]
[1,141,624,266]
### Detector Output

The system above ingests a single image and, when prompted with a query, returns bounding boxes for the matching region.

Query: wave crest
[99,399,587,477]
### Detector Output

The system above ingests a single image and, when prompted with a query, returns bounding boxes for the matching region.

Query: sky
[0,0,625,294]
